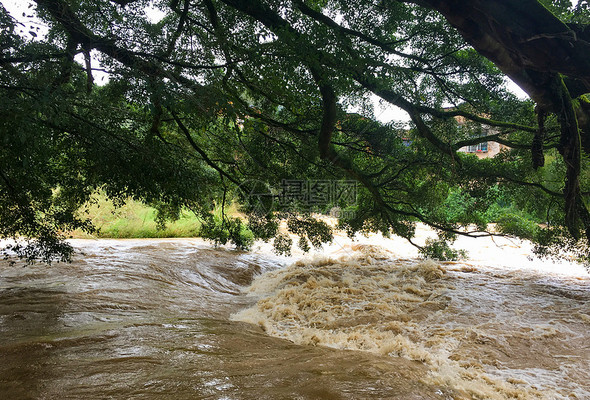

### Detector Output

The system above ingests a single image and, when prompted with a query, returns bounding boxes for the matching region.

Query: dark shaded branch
[34,0,209,94]
[554,77,584,239]
[34,0,95,44]
[0,169,15,193]
[223,82,315,136]
[131,50,241,70]
[83,48,93,93]
[312,74,338,161]
[149,88,165,142]
[293,0,428,64]
[165,0,190,57]
[52,38,78,87]
[385,205,498,238]
[169,108,240,185]
[252,127,332,175]
[109,0,139,5]
[575,191,590,243]
[452,133,554,151]
[532,106,546,168]
[414,105,538,133]
[356,76,458,160]
[497,178,561,197]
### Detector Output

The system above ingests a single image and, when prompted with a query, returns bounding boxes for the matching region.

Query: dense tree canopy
[1,0,589,263]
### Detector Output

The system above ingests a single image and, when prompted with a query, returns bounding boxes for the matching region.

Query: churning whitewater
[233,243,590,399]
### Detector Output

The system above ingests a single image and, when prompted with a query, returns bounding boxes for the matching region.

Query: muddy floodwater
[0,234,588,399]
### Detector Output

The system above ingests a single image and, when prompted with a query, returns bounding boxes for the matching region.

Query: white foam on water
[235,239,590,400]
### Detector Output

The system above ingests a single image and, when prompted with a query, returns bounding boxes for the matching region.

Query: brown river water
[0,233,588,399]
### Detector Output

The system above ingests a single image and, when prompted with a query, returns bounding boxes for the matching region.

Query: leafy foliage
[0,0,589,264]
[419,238,467,262]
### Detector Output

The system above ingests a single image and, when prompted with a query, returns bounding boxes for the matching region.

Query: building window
[466,141,488,153]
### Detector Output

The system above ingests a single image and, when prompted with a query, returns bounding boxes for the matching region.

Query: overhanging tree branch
[169,108,240,185]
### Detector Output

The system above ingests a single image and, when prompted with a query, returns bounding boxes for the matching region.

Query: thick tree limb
[452,134,553,152]
[407,0,590,108]
[414,105,538,133]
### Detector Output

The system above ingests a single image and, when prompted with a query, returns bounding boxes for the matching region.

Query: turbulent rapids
[0,236,588,399]
[233,244,590,399]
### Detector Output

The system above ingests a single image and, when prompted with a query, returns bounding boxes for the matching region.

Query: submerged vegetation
[1,0,589,264]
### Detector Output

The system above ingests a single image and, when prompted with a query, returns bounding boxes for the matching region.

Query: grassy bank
[69,195,201,239]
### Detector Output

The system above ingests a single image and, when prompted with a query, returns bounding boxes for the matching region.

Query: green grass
[69,195,202,239]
